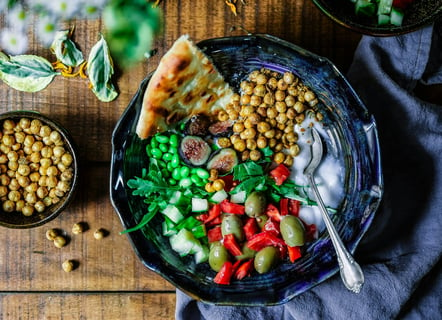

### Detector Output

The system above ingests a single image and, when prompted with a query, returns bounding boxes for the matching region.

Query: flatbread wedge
[136,35,234,139]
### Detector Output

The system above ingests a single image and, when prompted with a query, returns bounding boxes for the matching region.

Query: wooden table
[0,1,361,319]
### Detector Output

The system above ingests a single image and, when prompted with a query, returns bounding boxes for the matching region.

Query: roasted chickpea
[253,84,266,97]
[267,77,278,90]
[233,140,246,152]
[217,137,231,148]
[246,139,257,150]
[256,136,267,149]
[22,205,34,216]
[233,122,245,133]
[241,150,250,161]
[249,150,261,161]
[2,200,15,212]
[34,201,46,213]
[266,107,278,119]
[283,72,295,85]
[250,95,262,107]
[273,152,285,164]
[275,90,286,102]
[255,73,268,85]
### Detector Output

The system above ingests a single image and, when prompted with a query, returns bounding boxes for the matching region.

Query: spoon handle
[308,175,365,293]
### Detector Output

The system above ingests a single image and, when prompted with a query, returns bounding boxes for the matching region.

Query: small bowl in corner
[0,111,79,229]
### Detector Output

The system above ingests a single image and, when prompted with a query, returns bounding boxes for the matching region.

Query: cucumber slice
[355,0,376,17]
[161,204,184,224]
[209,189,228,203]
[390,7,404,26]
[192,198,209,212]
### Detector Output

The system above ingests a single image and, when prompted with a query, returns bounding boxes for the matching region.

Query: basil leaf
[50,30,84,67]
[0,52,57,92]
[87,35,118,102]
[233,161,264,181]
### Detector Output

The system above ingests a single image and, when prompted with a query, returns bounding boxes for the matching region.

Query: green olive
[255,214,269,229]
[221,214,244,241]
[235,243,256,261]
[280,215,305,247]
[254,246,279,274]
[244,191,267,217]
[209,242,230,272]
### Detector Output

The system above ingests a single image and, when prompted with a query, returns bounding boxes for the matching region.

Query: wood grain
[0,293,176,320]
[0,0,363,318]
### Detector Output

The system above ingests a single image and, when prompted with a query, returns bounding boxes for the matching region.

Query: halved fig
[179,136,211,167]
[208,120,233,137]
[206,148,238,174]
[184,114,211,136]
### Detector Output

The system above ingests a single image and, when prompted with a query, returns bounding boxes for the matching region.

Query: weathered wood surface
[0,1,362,318]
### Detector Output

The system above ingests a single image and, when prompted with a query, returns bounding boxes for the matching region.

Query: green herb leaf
[87,35,118,102]
[0,52,57,92]
[50,30,84,67]
[233,161,264,181]
[231,176,267,195]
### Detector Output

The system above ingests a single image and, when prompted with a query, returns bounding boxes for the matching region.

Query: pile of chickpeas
[216,68,322,166]
[0,117,74,216]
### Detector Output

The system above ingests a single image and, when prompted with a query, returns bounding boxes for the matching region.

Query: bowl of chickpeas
[0,111,78,229]
[111,35,383,305]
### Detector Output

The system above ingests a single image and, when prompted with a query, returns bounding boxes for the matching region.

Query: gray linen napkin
[176,21,442,320]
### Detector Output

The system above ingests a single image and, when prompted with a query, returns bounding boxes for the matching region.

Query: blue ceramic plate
[312,0,442,36]
[110,34,383,305]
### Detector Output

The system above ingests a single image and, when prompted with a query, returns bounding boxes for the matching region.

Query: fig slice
[179,136,212,167]
[206,148,238,174]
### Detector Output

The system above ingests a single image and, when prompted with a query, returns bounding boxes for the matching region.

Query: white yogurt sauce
[289,116,345,234]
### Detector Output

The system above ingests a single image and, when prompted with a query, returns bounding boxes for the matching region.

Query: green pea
[151,148,162,159]
[155,135,169,144]
[169,146,178,154]
[179,177,192,188]
[190,174,202,185]
[169,134,178,147]
[195,168,210,180]
[195,179,206,187]
[180,166,190,178]
[166,161,174,172]
[171,154,180,168]
[150,138,158,148]
[145,145,152,157]
[156,160,166,169]
[162,152,173,162]
[168,178,177,185]
[159,143,169,153]
[172,168,181,180]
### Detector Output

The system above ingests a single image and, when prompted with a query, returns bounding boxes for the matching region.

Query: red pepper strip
[207,226,223,243]
[219,174,235,191]
[265,203,281,222]
[234,259,254,280]
[204,204,221,224]
[243,217,259,240]
[220,199,245,215]
[279,198,289,216]
[263,220,280,236]
[196,213,208,222]
[214,261,234,285]
[287,246,302,263]
[269,163,291,186]
[246,231,286,252]
[206,216,223,227]
[223,233,243,256]
[288,199,300,216]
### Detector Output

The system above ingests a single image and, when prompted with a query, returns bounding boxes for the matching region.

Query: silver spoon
[304,128,364,293]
